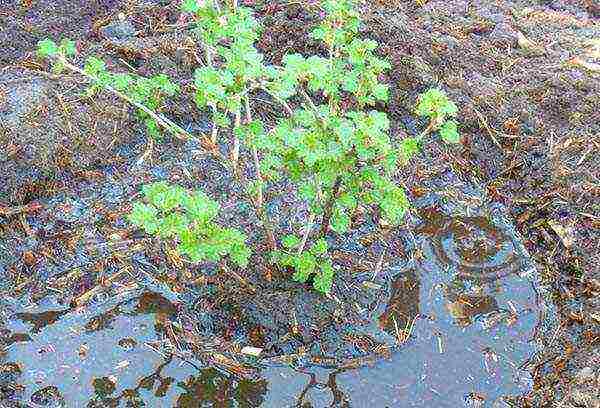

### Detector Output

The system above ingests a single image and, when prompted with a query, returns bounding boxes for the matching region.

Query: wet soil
[1,0,599,407]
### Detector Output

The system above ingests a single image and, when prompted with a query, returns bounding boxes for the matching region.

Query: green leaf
[231,244,251,268]
[183,191,220,225]
[293,252,316,283]
[112,73,133,90]
[330,209,350,234]
[178,229,203,262]
[298,182,316,202]
[372,83,389,102]
[59,39,76,56]
[143,182,185,211]
[84,56,106,77]
[37,39,58,58]
[213,111,230,128]
[145,118,161,139]
[313,261,334,294]
[181,0,200,13]
[282,234,301,249]
[158,213,188,238]
[128,202,160,234]
[400,137,420,160]
[310,27,326,40]
[310,238,328,256]
[439,120,461,144]
[337,192,357,210]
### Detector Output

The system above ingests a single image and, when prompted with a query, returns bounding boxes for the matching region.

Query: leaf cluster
[36,38,76,74]
[128,182,251,268]
[36,40,179,139]
[185,0,265,128]
[415,88,461,144]
[271,236,334,294]
[83,57,179,139]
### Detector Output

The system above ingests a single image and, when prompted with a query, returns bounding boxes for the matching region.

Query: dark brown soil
[1,0,599,406]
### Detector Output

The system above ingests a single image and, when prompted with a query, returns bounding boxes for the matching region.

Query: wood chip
[240,346,263,357]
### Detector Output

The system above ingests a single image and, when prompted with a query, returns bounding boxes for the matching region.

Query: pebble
[100,20,136,40]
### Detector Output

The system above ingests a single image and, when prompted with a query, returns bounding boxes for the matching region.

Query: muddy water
[258,194,543,407]
[0,180,551,407]
[1,291,268,406]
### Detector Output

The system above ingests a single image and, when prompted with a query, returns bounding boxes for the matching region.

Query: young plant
[414,87,461,144]
[83,57,180,139]
[37,39,185,141]
[272,236,335,294]
[183,0,266,168]
[239,0,407,293]
[128,181,251,269]
[182,0,278,249]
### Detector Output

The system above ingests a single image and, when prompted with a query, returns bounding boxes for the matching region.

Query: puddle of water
[257,181,548,407]
[0,291,268,406]
[0,173,555,407]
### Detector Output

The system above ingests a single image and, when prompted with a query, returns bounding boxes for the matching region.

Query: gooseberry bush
[37,0,461,295]
[128,181,251,268]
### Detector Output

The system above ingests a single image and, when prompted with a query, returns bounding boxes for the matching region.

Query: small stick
[297,213,316,256]
[472,107,502,148]
[72,267,129,307]
[244,95,277,250]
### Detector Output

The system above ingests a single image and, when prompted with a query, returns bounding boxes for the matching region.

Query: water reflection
[0,199,540,407]
[1,292,268,407]
[417,206,521,283]
[294,369,350,407]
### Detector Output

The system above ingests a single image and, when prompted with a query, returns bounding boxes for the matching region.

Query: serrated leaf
[84,56,106,77]
[282,234,301,249]
[59,39,76,56]
[158,213,188,238]
[330,209,350,234]
[439,120,460,144]
[400,137,420,160]
[181,0,200,13]
[293,252,316,283]
[310,238,328,256]
[313,261,334,294]
[37,39,58,58]
[372,83,388,102]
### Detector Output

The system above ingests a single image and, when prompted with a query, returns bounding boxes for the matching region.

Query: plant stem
[244,95,277,251]
[297,213,316,256]
[299,87,326,128]
[319,176,342,236]
[54,55,227,168]
[259,85,293,116]
[232,103,241,174]
[210,105,219,144]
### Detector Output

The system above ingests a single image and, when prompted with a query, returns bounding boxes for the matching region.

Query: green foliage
[415,87,461,143]
[255,0,407,231]
[185,0,265,131]
[271,237,334,294]
[41,0,465,296]
[36,39,76,73]
[128,181,251,268]
[37,38,179,139]
[83,59,180,140]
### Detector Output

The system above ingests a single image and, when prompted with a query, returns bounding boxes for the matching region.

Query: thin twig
[244,95,277,250]
[297,213,316,256]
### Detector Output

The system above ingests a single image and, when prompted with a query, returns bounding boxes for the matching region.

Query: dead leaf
[516,31,545,55]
